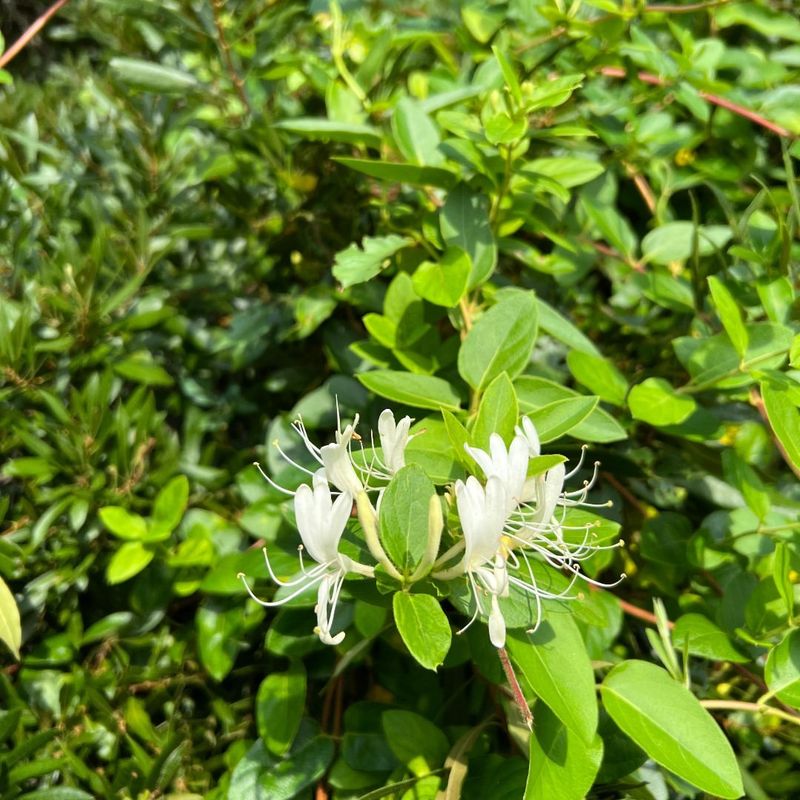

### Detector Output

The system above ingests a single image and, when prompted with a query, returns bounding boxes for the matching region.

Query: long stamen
[238,571,324,607]
[262,547,329,587]
[253,461,295,496]
[273,440,319,475]
[564,445,588,480]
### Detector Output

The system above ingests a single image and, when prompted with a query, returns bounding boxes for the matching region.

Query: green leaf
[99,507,148,540]
[113,352,174,386]
[109,58,198,93]
[274,118,382,147]
[536,299,601,356]
[148,474,189,540]
[507,613,598,744]
[628,378,697,426]
[259,735,334,799]
[440,184,497,288]
[760,380,800,473]
[721,450,769,520]
[708,276,748,357]
[515,376,627,443]
[601,660,744,798]
[772,542,794,620]
[357,371,461,411]
[256,662,307,756]
[641,222,731,265]
[442,409,472,470]
[527,157,605,189]
[333,235,412,289]
[382,710,450,770]
[471,373,518,450]
[404,418,462,484]
[0,577,21,660]
[458,293,538,391]
[765,629,800,708]
[492,46,522,107]
[393,592,451,671]
[526,702,603,800]
[566,351,628,406]
[379,465,436,576]
[790,333,800,368]
[485,112,526,145]
[334,157,456,188]
[412,247,471,307]
[392,98,442,165]
[671,614,748,663]
[106,541,155,584]
[526,397,598,443]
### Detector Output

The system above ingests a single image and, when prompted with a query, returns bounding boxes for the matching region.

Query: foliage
[1,0,799,798]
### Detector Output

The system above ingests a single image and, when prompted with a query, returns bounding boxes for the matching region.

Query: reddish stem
[497,647,534,729]
[0,0,70,70]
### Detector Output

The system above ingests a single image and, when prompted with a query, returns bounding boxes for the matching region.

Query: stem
[0,0,70,70]
[210,0,252,117]
[330,1,367,105]
[489,146,514,224]
[701,700,800,727]
[355,491,402,580]
[498,647,534,730]
[432,539,466,569]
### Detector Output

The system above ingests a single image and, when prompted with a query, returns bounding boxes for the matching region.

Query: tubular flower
[238,470,372,646]
[465,433,530,515]
[377,409,414,475]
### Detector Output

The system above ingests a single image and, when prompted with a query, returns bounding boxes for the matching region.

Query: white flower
[377,409,414,474]
[516,416,540,457]
[320,420,364,496]
[465,433,530,516]
[238,470,371,646]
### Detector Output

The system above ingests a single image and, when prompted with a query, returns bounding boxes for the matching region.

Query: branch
[599,66,793,138]
[210,0,252,117]
[0,0,70,70]
[701,699,800,727]
[498,647,534,730]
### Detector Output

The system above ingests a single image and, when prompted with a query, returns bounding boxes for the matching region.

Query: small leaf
[357,371,461,411]
[628,378,696,426]
[99,507,148,540]
[566,351,628,406]
[333,157,456,188]
[526,397,598,443]
[106,541,155,584]
[392,98,443,165]
[458,292,538,390]
[765,629,800,709]
[708,276,748,357]
[393,592,451,671]
[412,247,471,307]
[0,577,21,660]
[274,118,382,147]
[382,710,449,769]
[148,474,189,540]
[110,57,198,93]
[256,662,307,756]
[471,372,518,450]
[671,614,748,663]
[601,660,744,798]
[333,235,412,289]
[760,380,800,473]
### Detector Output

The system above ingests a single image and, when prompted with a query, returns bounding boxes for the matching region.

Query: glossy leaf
[393,592,451,671]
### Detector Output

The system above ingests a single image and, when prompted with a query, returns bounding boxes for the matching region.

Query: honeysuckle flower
[465,433,529,516]
[377,409,414,474]
[238,470,373,646]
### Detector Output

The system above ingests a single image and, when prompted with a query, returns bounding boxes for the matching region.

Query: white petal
[464,444,494,479]
[537,463,566,524]
[519,417,541,457]
[321,440,363,495]
[488,594,506,649]
[295,484,326,564]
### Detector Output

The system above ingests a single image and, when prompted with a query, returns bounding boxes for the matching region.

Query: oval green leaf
[393,592,451,671]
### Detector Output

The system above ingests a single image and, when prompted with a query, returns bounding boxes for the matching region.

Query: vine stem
[210,0,252,117]
[599,66,792,138]
[0,0,70,69]
[701,700,800,727]
[497,647,534,730]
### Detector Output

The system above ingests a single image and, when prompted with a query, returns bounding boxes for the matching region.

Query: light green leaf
[256,662,307,756]
[641,222,731,265]
[708,276,748,357]
[471,372,518,450]
[527,702,603,800]
[507,612,598,744]
[412,247,471,307]
[106,541,155,584]
[760,380,800,473]
[382,710,449,770]
[440,184,497,288]
[148,474,189,540]
[773,543,794,620]
[0,577,21,660]
[357,371,461,411]
[392,98,442,165]
[765,630,800,708]
[114,352,173,386]
[566,351,628,406]
[526,397,598,443]
[628,378,696,426]
[334,157,456,188]
[393,592,451,671]
[99,507,148,540]
[528,157,605,189]
[379,465,436,576]
[601,660,744,798]
[274,118,382,147]
[458,293,538,390]
[404,418,462,484]
[333,235,412,289]
[536,298,601,356]
[671,614,748,663]
[110,58,198,93]
[485,112,526,145]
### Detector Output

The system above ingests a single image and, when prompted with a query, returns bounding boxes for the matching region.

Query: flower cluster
[239,408,624,649]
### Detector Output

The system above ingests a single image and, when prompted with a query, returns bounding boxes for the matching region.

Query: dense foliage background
[1,0,799,798]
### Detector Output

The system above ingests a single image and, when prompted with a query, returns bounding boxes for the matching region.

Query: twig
[750,388,800,480]
[601,471,647,512]
[599,66,792,138]
[622,160,657,215]
[0,0,70,69]
[701,699,800,727]
[497,647,534,730]
[210,0,252,117]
